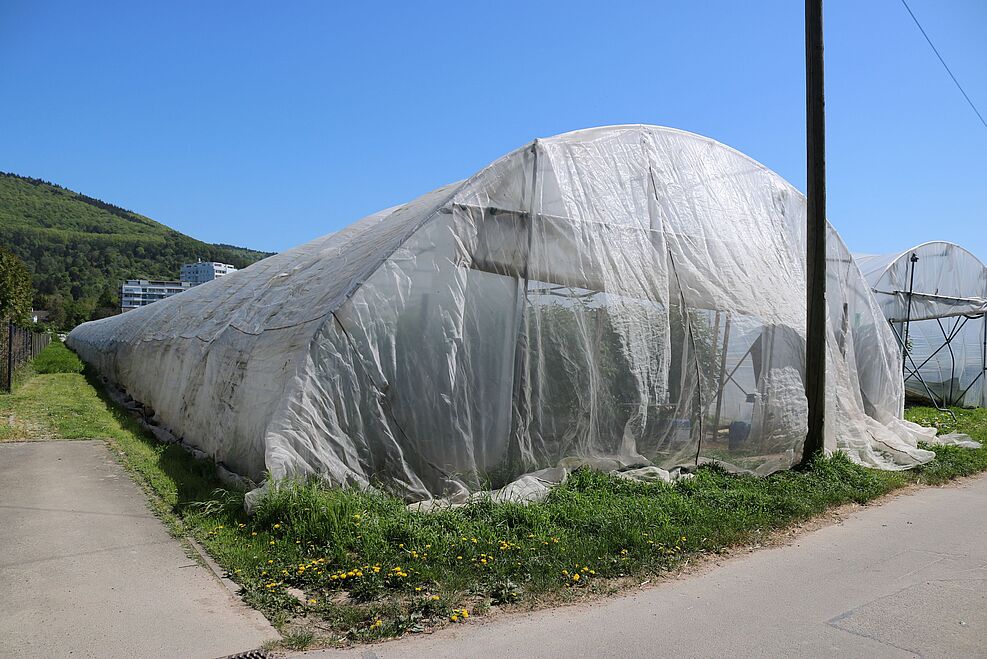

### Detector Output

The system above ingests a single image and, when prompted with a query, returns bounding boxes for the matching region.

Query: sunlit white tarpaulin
[69,126,944,501]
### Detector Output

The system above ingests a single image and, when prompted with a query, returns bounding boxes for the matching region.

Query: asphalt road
[0,440,276,659]
[303,474,987,659]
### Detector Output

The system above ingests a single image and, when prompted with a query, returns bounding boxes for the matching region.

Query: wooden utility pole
[803,0,827,462]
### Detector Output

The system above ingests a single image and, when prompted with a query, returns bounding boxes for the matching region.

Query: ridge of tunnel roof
[530,124,806,199]
[322,125,807,243]
[334,123,811,277]
[70,126,812,343]
[855,240,987,286]
[280,124,828,331]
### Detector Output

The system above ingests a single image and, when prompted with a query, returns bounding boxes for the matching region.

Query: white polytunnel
[857,242,987,409]
[68,125,957,503]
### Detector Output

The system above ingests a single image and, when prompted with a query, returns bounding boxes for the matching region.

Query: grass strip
[31,338,85,374]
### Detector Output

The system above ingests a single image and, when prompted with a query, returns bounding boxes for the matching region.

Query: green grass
[0,340,143,441]
[901,406,987,482]
[32,339,84,374]
[0,348,221,508]
[3,354,987,650]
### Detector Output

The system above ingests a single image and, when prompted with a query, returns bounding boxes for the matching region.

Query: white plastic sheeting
[68,125,939,502]
[857,242,987,408]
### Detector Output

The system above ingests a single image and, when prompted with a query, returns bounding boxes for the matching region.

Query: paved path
[0,440,276,659]
[305,475,987,659]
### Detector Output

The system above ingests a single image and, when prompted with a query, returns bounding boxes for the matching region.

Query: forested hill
[0,172,273,327]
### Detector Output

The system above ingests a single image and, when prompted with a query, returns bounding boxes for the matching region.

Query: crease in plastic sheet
[69,125,950,503]
[857,242,987,409]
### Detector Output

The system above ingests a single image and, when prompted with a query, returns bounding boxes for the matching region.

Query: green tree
[0,248,33,325]
[41,293,68,329]
[90,286,119,321]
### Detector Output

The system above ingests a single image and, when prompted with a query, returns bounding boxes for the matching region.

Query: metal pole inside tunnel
[802,0,827,463]
[903,252,919,373]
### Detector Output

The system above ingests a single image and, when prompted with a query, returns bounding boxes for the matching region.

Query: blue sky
[1,0,984,260]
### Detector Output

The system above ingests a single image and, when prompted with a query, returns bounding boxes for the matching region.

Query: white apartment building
[180,261,237,286]
[120,279,192,312]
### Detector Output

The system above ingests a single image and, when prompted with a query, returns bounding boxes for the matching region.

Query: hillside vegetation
[0,172,272,327]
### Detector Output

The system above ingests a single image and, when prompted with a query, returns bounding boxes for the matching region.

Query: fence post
[5,321,13,393]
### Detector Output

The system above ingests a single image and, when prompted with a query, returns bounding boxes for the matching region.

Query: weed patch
[32,339,84,374]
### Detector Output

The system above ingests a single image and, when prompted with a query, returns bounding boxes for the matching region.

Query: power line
[899,0,987,130]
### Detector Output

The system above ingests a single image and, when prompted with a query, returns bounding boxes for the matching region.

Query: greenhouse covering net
[857,242,987,409]
[69,125,949,502]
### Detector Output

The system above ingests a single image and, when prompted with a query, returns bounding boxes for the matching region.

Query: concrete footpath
[0,440,276,659]
[305,475,987,659]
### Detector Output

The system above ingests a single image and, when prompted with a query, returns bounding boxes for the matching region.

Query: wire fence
[1,321,51,393]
